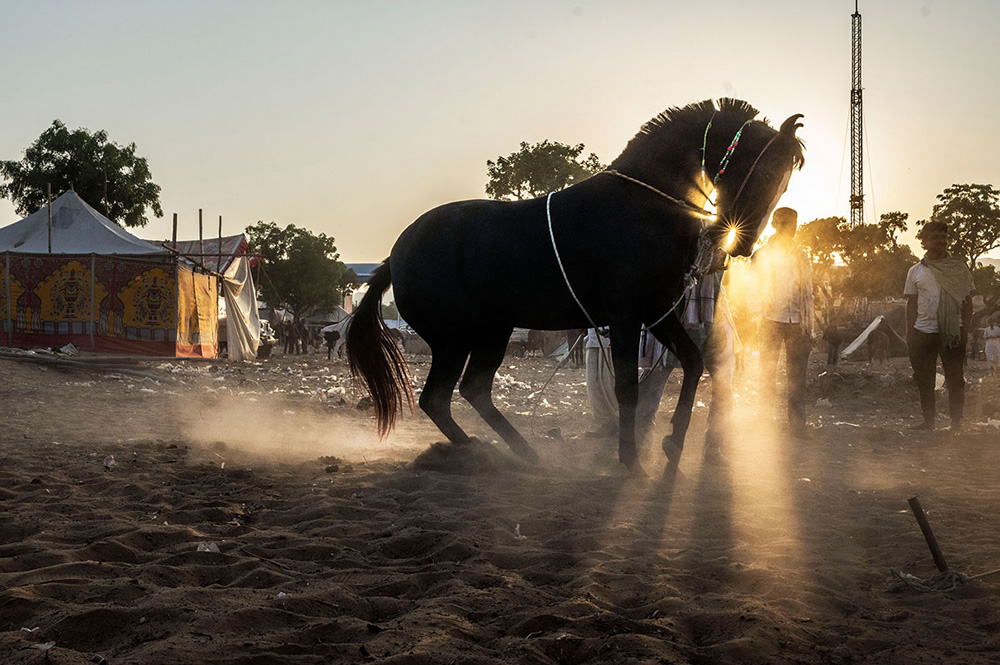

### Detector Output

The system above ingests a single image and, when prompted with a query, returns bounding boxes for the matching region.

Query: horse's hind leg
[459,336,538,461]
[420,345,473,444]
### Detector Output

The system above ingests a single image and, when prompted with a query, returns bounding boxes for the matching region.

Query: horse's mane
[611,98,804,170]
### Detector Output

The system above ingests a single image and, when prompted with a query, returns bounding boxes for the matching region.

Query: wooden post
[5,252,11,345]
[908,496,949,572]
[172,213,178,247]
[47,183,52,253]
[199,208,204,268]
[90,254,96,348]
[218,215,223,272]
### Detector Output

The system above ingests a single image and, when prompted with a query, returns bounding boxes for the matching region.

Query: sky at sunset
[2,0,999,263]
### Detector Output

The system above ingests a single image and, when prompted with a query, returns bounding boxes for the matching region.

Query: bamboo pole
[47,183,52,253]
[199,209,204,268]
[90,254,96,348]
[218,215,223,272]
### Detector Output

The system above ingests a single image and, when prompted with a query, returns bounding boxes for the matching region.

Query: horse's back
[387,181,702,336]
[390,198,558,331]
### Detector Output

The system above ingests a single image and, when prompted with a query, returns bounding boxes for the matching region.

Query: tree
[798,215,916,318]
[971,264,1000,326]
[0,120,163,227]
[797,217,847,323]
[878,211,908,249]
[922,183,1000,270]
[840,217,917,312]
[245,221,349,320]
[485,140,604,201]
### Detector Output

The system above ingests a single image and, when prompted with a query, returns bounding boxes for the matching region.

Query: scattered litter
[59,342,79,356]
[799,478,811,482]
[815,398,833,408]
[277,592,289,598]
[514,523,527,541]
[30,641,56,651]
[832,421,861,427]
[103,455,117,470]
[196,542,221,553]
[21,627,40,633]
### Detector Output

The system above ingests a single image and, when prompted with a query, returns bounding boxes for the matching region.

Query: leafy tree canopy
[0,120,163,227]
[245,221,350,319]
[486,140,604,201]
[922,183,1000,270]
[797,212,917,310]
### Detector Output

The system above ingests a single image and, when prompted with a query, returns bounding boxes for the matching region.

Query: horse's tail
[346,260,414,438]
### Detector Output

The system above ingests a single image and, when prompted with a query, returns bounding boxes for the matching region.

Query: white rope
[547,192,599,330]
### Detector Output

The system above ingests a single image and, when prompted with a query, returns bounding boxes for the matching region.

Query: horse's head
[708,112,805,257]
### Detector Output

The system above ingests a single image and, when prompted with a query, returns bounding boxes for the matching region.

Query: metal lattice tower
[849,1,864,226]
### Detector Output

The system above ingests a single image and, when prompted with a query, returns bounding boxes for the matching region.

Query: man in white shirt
[752,207,814,437]
[903,221,975,430]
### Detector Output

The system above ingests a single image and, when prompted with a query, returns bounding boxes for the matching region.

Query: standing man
[903,221,975,430]
[752,207,814,437]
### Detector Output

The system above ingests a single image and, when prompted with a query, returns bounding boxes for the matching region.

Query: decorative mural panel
[38,259,94,322]
[3,253,180,355]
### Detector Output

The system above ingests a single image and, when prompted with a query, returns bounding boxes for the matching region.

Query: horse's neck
[611,149,707,208]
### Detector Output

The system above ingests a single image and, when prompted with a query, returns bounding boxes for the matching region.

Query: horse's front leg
[609,323,643,475]
[651,317,703,463]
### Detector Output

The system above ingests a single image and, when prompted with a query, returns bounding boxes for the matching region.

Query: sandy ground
[1,345,999,664]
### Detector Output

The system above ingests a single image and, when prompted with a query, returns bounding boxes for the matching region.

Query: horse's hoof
[662,436,683,463]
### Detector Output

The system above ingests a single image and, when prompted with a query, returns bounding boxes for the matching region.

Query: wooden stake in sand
[907,496,948,572]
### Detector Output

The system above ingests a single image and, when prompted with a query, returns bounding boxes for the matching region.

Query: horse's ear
[780,114,804,136]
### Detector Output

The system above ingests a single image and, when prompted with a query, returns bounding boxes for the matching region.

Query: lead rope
[545,191,616,381]
[546,186,710,384]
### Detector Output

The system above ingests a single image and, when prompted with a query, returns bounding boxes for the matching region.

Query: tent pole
[199,209,204,272]
[90,254,96,349]
[5,253,11,346]
[218,215,223,273]
[47,183,52,253]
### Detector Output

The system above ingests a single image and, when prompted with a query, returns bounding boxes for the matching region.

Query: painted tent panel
[97,256,177,354]
[175,264,218,358]
[2,252,178,355]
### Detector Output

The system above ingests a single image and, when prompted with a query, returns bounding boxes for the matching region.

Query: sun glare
[723,227,738,252]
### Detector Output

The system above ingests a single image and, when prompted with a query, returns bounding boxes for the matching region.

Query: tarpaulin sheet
[175,263,218,358]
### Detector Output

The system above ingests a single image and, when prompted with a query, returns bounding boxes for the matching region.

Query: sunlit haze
[2,1,999,262]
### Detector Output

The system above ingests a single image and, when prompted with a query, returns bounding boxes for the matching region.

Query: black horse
[347,98,804,475]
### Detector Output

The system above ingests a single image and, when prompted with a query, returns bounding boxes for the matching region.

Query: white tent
[0,191,167,255]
